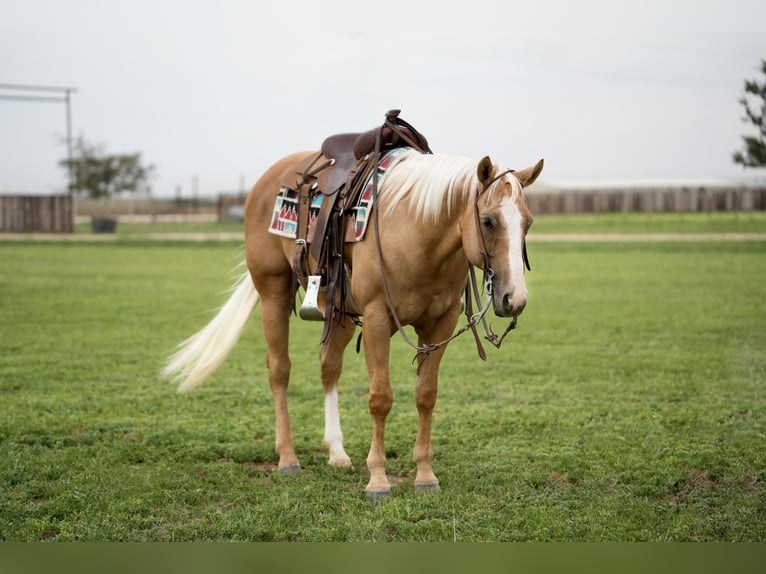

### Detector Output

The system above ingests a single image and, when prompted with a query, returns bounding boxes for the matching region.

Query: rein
[370,127,526,361]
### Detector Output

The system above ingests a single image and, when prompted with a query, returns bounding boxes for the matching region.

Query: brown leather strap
[383,109,432,154]
[522,239,531,271]
[463,269,487,361]
[308,191,339,265]
[292,153,334,286]
[473,168,514,268]
[320,206,345,344]
[474,167,531,271]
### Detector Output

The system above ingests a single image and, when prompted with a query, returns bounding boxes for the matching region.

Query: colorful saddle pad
[268,148,405,241]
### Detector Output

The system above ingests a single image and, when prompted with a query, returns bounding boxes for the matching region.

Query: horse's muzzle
[494,290,527,318]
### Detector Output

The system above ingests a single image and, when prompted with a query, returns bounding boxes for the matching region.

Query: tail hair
[161,270,260,393]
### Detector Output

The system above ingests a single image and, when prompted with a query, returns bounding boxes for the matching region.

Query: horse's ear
[514,158,544,188]
[477,156,495,186]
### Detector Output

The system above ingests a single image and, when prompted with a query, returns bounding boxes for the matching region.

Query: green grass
[1,233,764,541]
[68,211,766,238]
[74,220,244,235]
[531,211,766,234]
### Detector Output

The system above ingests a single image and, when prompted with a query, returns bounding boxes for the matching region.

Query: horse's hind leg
[257,273,301,474]
[320,319,357,468]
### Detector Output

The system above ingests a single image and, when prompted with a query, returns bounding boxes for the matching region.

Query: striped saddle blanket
[267,148,405,241]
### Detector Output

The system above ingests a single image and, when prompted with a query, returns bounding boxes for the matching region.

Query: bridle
[369,132,531,362]
[468,168,532,355]
[473,168,532,275]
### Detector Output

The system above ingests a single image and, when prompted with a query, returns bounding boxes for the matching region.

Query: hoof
[328,456,353,469]
[365,487,393,501]
[277,463,302,476]
[415,481,441,493]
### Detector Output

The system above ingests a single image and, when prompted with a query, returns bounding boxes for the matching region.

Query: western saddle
[286,109,431,344]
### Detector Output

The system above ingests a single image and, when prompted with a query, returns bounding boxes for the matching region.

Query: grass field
[1,217,765,541]
[69,210,766,237]
[530,210,766,234]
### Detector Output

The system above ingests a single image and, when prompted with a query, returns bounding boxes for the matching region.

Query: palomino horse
[163,147,543,498]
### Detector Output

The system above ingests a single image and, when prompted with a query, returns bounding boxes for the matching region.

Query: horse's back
[245,150,315,221]
[244,151,316,280]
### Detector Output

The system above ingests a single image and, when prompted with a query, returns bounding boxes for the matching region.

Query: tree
[59,136,155,199]
[732,59,766,169]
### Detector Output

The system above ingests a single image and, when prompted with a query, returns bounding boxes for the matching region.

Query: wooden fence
[215,186,766,221]
[0,195,74,233]
[5,187,761,232]
[217,193,248,221]
[526,186,766,215]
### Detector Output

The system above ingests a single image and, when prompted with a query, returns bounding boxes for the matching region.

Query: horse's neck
[414,187,476,268]
[379,156,480,266]
[450,187,484,269]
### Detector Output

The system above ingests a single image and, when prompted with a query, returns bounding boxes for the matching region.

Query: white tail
[162,270,260,393]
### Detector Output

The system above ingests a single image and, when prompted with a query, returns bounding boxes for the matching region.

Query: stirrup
[299,275,325,321]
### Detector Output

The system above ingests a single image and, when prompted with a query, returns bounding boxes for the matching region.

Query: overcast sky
[1,0,765,197]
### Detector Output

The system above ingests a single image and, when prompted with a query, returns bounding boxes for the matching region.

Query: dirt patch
[546,470,580,489]
[247,461,280,473]
[667,468,720,506]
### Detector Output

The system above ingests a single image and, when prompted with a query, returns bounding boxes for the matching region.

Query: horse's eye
[482,217,494,230]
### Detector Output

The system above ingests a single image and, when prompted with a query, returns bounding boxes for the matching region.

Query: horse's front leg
[412,308,461,492]
[362,312,394,499]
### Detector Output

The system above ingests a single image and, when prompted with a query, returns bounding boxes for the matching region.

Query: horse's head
[462,156,544,318]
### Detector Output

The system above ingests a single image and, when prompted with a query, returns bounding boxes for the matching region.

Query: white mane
[378,149,520,222]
